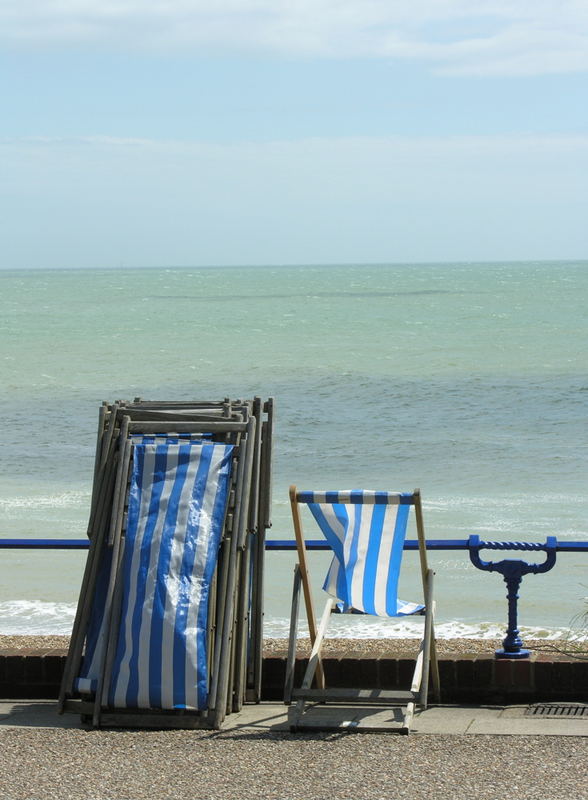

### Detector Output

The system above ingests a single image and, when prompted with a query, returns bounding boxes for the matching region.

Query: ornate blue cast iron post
[468,536,557,659]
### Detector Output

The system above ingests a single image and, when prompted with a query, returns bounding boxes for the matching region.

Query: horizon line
[1,258,587,273]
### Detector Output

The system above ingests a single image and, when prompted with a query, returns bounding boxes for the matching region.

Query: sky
[1,1,587,268]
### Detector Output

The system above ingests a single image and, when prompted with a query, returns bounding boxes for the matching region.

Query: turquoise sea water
[0,261,586,638]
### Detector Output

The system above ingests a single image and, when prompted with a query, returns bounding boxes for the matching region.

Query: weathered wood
[299,597,334,691]
[57,450,119,711]
[210,422,254,728]
[420,569,436,708]
[97,712,211,730]
[127,421,248,433]
[92,419,131,727]
[289,484,325,688]
[249,400,274,699]
[284,566,302,704]
[291,689,417,703]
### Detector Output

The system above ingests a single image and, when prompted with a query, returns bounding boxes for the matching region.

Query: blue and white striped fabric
[75,551,113,695]
[75,436,213,696]
[106,439,233,711]
[300,491,423,617]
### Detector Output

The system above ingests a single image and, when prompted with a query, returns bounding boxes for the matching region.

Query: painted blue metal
[1,537,588,551]
[1,536,586,661]
[264,538,588,552]
[0,539,90,549]
[468,535,558,659]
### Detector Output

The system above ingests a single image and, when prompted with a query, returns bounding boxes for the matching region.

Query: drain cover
[526,703,588,718]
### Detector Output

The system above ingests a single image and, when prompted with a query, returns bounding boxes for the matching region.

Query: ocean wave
[0,491,88,511]
[0,599,584,643]
[426,493,588,510]
[263,616,583,641]
[0,600,75,635]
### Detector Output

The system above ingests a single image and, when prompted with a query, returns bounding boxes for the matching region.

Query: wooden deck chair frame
[285,485,440,734]
[60,412,251,728]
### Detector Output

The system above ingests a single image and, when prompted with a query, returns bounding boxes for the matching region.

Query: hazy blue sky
[1,1,587,268]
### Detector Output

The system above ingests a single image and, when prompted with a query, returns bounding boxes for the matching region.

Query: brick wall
[263,653,588,704]
[1,649,586,703]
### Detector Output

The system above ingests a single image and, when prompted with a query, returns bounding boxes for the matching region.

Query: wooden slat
[63,699,95,715]
[411,646,425,693]
[299,597,334,691]
[291,688,416,703]
[97,712,210,730]
[127,421,247,433]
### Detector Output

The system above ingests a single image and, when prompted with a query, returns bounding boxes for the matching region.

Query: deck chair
[285,486,440,734]
[73,437,234,726]
[60,397,274,728]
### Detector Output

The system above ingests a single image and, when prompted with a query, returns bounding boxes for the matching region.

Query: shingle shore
[0,634,579,658]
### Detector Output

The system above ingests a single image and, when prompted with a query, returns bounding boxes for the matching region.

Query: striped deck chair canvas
[76,439,233,713]
[109,439,233,710]
[304,490,424,617]
[285,487,440,734]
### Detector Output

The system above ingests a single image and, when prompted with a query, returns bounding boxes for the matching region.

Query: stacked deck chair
[285,486,440,734]
[59,397,273,729]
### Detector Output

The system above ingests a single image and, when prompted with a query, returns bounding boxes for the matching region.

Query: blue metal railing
[2,536,587,658]
[3,537,587,551]
[265,539,588,553]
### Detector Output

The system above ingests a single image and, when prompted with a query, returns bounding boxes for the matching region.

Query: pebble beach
[1,634,583,658]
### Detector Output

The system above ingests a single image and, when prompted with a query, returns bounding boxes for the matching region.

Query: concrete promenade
[2,637,586,799]
[2,697,588,736]
[0,699,587,800]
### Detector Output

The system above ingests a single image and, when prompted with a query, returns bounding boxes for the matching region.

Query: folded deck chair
[285,486,440,734]
[61,398,274,728]
[63,435,237,728]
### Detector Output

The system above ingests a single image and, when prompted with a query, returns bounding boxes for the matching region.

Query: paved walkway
[1,699,587,736]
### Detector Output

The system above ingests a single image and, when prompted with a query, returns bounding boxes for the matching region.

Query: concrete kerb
[1,700,587,737]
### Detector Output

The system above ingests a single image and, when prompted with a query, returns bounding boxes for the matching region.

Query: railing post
[500,563,527,658]
[468,535,558,659]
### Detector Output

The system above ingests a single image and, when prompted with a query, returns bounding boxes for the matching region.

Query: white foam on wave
[263,615,584,641]
[1,599,584,643]
[0,600,75,635]
[426,493,587,510]
[0,490,88,511]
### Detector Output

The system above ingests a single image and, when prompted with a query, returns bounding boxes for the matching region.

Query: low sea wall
[1,646,586,704]
[264,652,588,704]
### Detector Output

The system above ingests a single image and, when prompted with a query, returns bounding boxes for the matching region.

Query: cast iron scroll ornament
[468,536,557,659]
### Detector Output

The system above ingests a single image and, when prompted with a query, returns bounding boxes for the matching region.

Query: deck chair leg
[401,703,415,735]
[290,597,334,729]
[420,569,435,710]
[430,613,441,703]
[289,485,325,688]
[284,565,302,704]
[57,446,120,713]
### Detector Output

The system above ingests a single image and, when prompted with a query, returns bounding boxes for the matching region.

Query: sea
[0,261,587,641]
